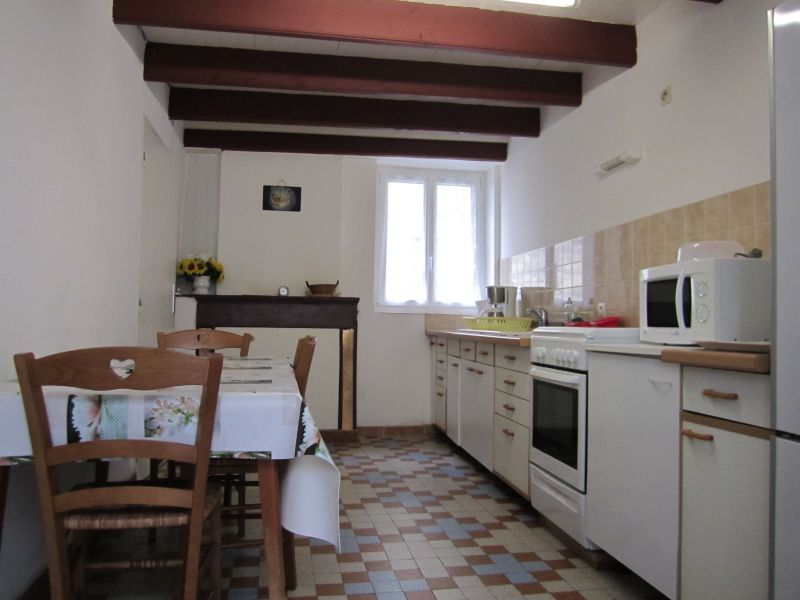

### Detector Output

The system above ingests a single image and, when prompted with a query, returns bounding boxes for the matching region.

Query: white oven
[529,327,640,549]
[530,364,586,491]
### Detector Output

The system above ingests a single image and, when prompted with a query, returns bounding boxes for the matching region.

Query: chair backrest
[292,336,317,397]
[157,328,253,357]
[14,347,223,591]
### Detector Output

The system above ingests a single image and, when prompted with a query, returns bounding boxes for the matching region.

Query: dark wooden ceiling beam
[170,88,540,137]
[183,129,507,161]
[114,0,637,67]
[145,43,582,106]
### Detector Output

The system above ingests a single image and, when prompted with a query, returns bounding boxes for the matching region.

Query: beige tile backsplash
[500,181,771,326]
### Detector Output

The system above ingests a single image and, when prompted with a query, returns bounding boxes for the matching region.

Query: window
[375,166,486,312]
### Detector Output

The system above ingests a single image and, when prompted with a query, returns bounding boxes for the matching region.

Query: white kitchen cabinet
[680,412,771,600]
[586,352,680,600]
[493,414,529,493]
[460,359,494,470]
[493,363,532,498]
[432,337,448,432]
[446,355,461,444]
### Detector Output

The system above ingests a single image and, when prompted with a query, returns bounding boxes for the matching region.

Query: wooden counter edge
[426,329,531,347]
[661,348,770,374]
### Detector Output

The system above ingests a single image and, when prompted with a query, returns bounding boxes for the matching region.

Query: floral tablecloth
[0,357,340,549]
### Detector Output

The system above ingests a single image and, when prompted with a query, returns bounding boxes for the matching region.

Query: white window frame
[374,165,487,314]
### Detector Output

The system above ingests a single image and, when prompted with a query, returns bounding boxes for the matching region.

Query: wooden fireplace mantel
[191,294,359,430]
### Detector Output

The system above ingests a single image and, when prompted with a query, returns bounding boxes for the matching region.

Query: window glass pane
[384,181,427,304]
[434,183,478,305]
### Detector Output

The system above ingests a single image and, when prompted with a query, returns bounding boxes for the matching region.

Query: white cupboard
[680,412,771,600]
[460,355,494,471]
[587,352,680,600]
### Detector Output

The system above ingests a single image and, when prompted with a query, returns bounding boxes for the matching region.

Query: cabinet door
[493,414,530,497]
[446,357,461,444]
[681,414,771,600]
[586,353,680,600]
[460,360,494,470]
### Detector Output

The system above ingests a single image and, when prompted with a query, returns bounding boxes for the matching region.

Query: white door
[137,120,183,345]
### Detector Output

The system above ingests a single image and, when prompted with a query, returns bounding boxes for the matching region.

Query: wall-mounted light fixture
[596,147,643,175]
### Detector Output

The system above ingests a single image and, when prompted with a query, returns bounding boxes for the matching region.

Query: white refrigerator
[770,2,800,598]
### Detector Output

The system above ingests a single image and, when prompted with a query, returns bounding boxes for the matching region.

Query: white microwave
[639,257,771,345]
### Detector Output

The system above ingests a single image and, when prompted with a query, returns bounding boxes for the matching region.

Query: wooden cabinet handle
[702,388,739,401]
[463,347,472,352]
[478,350,490,356]
[681,428,714,442]
[437,342,445,347]
[430,341,435,346]
[503,355,516,361]
[451,362,458,367]
[502,428,515,437]
[502,403,516,411]
[436,392,444,397]
[437,358,444,364]
[503,379,516,386]
[475,368,484,375]
[466,366,475,373]
[436,375,444,381]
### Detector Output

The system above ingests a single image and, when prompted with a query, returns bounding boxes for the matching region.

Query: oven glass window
[532,379,578,469]
[646,277,692,327]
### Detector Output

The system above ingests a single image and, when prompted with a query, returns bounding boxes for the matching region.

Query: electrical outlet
[660,85,672,106]
[597,302,607,316]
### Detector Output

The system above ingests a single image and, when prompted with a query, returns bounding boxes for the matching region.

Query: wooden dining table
[0,356,340,600]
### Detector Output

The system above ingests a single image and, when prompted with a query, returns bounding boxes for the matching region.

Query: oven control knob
[533,347,546,361]
[569,350,579,365]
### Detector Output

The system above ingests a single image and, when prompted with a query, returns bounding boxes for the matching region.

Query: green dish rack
[463,317,534,331]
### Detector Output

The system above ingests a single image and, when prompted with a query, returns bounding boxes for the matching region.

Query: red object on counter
[564,316,622,327]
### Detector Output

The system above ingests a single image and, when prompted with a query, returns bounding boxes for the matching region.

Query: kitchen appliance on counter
[529,326,640,548]
[483,286,517,317]
[639,257,771,346]
[770,3,800,597]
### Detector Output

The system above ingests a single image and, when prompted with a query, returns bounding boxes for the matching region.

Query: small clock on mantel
[278,285,290,297]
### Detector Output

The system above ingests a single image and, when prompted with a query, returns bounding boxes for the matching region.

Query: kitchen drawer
[475,342,494,366]
[434,336,448,354]
[495,367,532,401]
[434,367,447,388]
[433,350,448,370]
[494,389,530,428]
[460,340,476,360]
[495,345,531,373]
[493,414,530,497]
[683,366,770,429]
[447,338,461,356]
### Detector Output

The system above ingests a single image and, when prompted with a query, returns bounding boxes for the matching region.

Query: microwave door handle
[675,270,687,333]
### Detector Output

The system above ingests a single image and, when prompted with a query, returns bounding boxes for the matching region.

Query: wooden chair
[13,347,224,600]
[157,328,256,537]
[292,336,317,398]
[157,329,253,357]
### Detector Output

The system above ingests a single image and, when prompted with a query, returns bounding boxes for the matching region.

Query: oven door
[530,365,586,492]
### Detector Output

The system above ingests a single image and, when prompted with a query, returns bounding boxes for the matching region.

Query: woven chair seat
[63,484,223,531]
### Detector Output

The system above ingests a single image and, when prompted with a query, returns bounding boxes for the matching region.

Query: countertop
[427,329,531,347]
[588,341,770,373]
[660,347,770,374]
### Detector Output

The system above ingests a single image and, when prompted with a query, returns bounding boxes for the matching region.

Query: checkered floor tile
[40,431,668,599]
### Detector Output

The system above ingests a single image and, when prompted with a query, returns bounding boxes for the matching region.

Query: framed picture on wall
[263,185,301,212]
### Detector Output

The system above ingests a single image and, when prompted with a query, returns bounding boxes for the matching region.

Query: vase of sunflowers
[177,256,224,295]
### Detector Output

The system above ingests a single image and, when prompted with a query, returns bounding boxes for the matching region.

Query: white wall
[0,2,182,594]
[501,0,777,256]
[215,152,432,428]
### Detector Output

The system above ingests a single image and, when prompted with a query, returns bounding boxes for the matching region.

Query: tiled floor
[35,431,667,599]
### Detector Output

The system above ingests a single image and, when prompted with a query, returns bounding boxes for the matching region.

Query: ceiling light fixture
[503,0,578,7]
